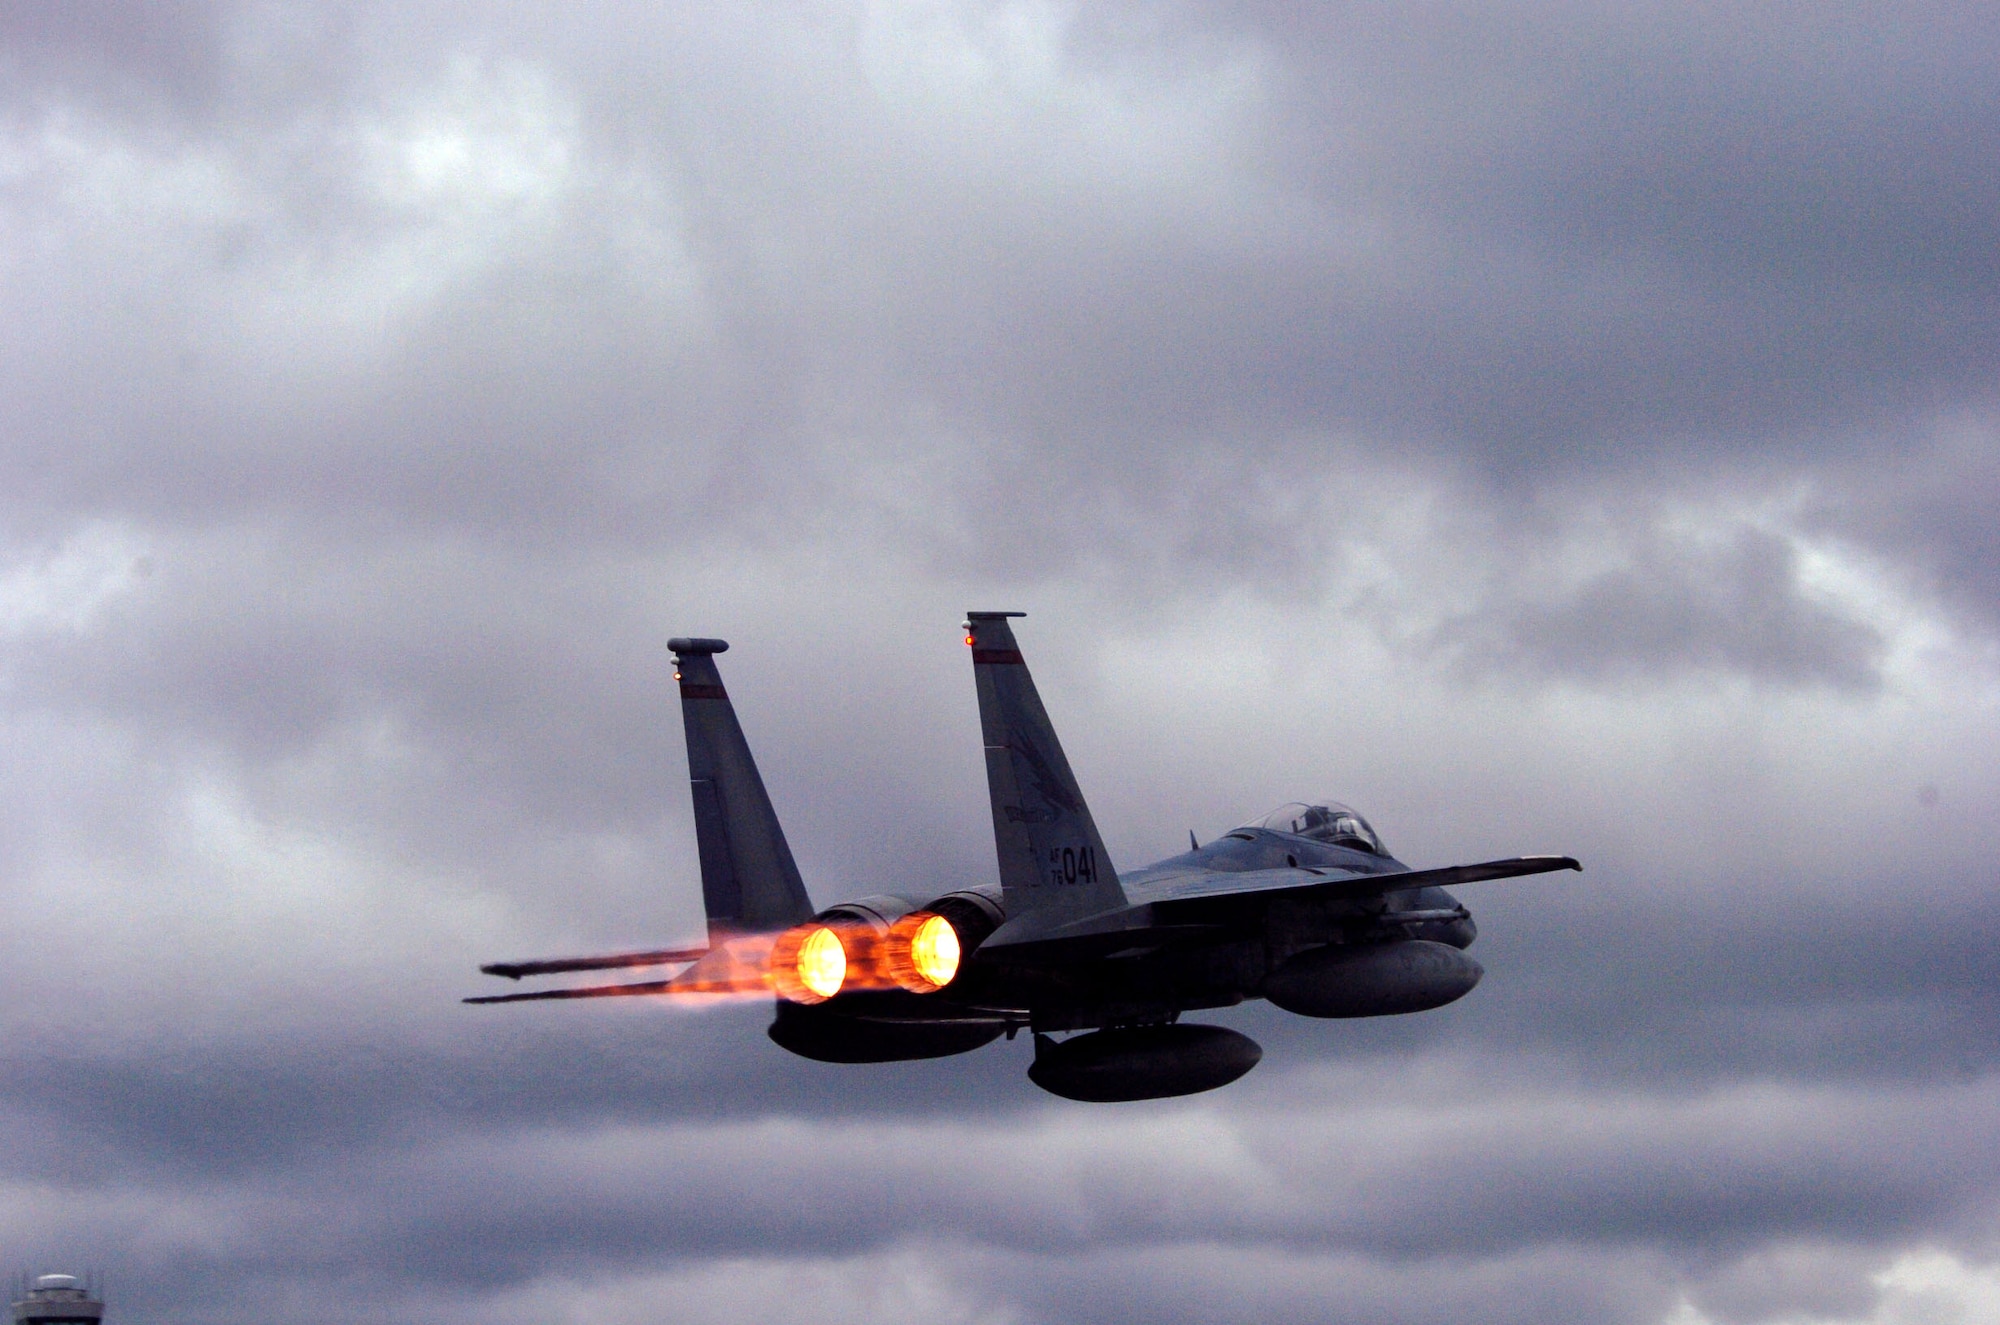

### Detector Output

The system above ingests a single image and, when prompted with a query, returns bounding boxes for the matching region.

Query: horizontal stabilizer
[480,946,709,981]
[464,977,684,1005]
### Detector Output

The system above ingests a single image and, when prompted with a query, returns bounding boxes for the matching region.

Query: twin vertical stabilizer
[667,619,1121,944]
[965,613,1127,930]
[669,638,815,940]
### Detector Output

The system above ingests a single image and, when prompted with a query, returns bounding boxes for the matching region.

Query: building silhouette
[11,1274,103,1325]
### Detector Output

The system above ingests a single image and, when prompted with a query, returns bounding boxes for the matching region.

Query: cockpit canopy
[1245,801,1387,855]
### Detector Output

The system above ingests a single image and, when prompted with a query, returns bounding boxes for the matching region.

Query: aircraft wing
[1147,854,1581,909]
[979,855,1579,960]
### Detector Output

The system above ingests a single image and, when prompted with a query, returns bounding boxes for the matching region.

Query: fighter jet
[469,614,1579,1101]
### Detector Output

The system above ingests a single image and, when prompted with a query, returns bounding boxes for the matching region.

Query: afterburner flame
[769,923,852,1004]
[652,930,783,1001]
[874,911,960,993]
[625,912,967,1006]
[795,925,846,998]
[908,913,960,988]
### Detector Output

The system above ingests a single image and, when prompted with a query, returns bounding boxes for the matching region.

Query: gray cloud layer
[2,3,1998,1322]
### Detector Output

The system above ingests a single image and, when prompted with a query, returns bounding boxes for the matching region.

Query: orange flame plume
[653,913,964,1005]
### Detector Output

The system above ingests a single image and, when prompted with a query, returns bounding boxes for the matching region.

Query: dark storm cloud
[607,0,2000,490]
[1812,426,2000,630]
[0,2,229,116]
[4,4,2000,1324]
[6,2,1994,585]
[1440,521,1885,688]
[9,1029,1998,1322]
[1206,3,2000,463]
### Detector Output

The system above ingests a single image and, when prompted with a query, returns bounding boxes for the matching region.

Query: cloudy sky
[2,3,1997,1322]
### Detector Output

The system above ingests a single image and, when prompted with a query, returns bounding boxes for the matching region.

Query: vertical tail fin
[965,613,1126,928]
[669,638,815,940]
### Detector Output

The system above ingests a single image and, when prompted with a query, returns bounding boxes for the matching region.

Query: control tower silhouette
[11,1274,103,1325]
